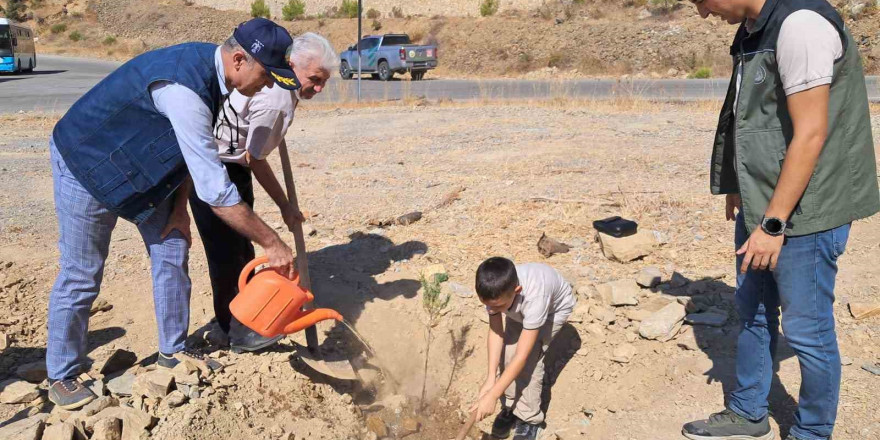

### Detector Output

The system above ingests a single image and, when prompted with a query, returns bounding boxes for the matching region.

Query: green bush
[281,0,305,20]
[50,23,67,34]
[250,0,270,18]
[688,67,712,79]
[391,6,404,18]
[4,0,27,22]
[103,35,117,45]
[366,8,380,19]
[340,0,358,18]
[480,0,499,17]
[68,30,83,42]
[371,19,382,31]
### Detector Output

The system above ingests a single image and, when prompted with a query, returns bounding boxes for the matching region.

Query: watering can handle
[238,256,270,293]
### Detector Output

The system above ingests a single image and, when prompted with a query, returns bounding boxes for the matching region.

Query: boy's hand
[469,393,497,422]
[477,378,495,399]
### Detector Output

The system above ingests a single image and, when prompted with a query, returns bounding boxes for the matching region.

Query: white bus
[0,18,36,73]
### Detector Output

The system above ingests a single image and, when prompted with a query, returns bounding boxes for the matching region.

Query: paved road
[1,54,878,113]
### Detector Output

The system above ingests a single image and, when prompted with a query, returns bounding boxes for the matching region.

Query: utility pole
[357,0,362,102]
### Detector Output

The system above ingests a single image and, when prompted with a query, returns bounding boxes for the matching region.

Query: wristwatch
[760,216,786,236]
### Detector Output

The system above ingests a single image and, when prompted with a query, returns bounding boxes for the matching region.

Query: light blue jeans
[47,139,191,380]
[728,213,850,440]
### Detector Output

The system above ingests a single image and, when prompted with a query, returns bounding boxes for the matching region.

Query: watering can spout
[283,309,343,335]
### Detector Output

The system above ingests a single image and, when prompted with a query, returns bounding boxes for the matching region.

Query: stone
[171,370,200,387]
[89,298,113,315]
[589,305,616,325]
[0,332,9,350]
[85,407,156,439]
[597,280,640,306]
[0,379,41,404]
[840,356,853,366]
[597,231,655,262]
[850,1,867,18]
[78,373,104,397]
[686,280,714,296]
[132,370,174,399]
[446,282,474,298]
[82,396,119,417]
[675,327,703,351]
[862,362,880,376]
[669,272,689,288]
[685,312,728,327]
[99,349,138,375]
[41,422,75,440]
[365,414,388,437]
[395,211,423,226]
[106,374,136,397]
[585,323,606,344]
[636,267,663,288]
[0,413,48,440]
[610,344,636,363]
[91,417,122,440]
[848,302,880,320]
[639,302,686,342]
[624,309,652,322]
[537,233,570,257]
[15,361,47,383]
[301,223,317,236]
[568,302,590,323]
[164,390,187,408]
[399,417,420,437]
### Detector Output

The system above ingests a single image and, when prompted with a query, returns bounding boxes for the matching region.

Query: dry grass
[0,112,62,135]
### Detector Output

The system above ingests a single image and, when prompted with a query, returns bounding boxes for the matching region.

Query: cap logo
[251,40,264,54]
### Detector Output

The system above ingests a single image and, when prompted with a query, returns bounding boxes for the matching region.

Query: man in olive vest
[682,1,879,440]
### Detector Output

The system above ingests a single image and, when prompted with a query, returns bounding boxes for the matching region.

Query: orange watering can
[229,256,343,338]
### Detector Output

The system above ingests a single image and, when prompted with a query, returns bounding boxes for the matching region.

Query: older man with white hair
[185,32,338,352]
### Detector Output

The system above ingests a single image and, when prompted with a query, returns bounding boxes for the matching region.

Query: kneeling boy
[470,257,576,440]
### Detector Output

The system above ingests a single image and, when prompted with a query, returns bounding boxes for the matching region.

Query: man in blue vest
[682,1,879,440]
[46,18,304,410]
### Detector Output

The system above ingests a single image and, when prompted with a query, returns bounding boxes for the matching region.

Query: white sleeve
[776,10,844,96]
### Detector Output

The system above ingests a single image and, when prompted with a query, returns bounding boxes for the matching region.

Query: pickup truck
[339,34,437,81]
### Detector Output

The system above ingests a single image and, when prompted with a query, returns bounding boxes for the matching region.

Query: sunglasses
[689,0,705,3]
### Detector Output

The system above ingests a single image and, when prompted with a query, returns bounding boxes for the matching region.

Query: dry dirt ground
[0,101,879,440]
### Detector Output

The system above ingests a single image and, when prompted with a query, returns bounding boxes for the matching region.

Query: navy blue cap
[233,18,300,90]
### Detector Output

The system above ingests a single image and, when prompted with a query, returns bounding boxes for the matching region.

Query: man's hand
[726,193,741,221]
[469,391,498,422]
[161,203,192,246]
[280,204,305,232]
[736,227,784,273]
[265,238,295,279]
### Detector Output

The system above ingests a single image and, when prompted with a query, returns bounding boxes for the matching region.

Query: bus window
[0,26,12,54]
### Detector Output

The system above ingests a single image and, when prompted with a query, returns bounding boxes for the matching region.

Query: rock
[685,312,728,327]
[840,356,853,366]
[0,379,41,404]
[597,231,655,262]
[446,282,474,298]
[171,370,200,387]
[568,302,590,323]
[585,323,606,344]
[0,332,8,350]
[0,413,48,440]
[639,302,686,341]
[15,361,47,383]
[79,373,105,397]
[41,422,75,440]
[588,305,616,325]
[848,302,880,320]
[675,327,701,351]
[91,417,122,440]
[667,68,680,77]
[365,414,388,437]
[99,349,138,375]
[610,344,636,363]
[398,417,420,437]
[862,362,880,376]
[106,374,136,397]
[164,390,187,408]
[597,280,640,306]
[624,309,652,322]
[638,7,653,20]
[395,211,423,226]
[636,267,663,288]
[89,298,113,315]
[421,264,448,282]
[850,1,867,18]
[85,407,156,439]
[686,280,713,296]
[82,395,119,417]
[537,233,570,257]
[669,272,689,288]
[132,371,174,399]
[301,223,317,236]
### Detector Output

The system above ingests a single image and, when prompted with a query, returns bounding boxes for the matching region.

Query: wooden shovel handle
[277,139,311,291]
[455,410,477,440]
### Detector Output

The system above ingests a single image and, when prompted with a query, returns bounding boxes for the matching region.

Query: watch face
[764,217,784,234]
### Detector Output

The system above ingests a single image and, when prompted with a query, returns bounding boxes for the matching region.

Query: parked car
[339,34,437,81]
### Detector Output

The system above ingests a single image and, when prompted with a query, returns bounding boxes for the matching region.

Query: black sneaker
[48,378,97,410]
[491,407,517,439]
[229,318,283,353]
[157,348,223,373]
[682,409,774,440]
[512,420,541,440]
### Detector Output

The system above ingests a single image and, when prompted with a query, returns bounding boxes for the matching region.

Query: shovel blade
[295,344,358,381]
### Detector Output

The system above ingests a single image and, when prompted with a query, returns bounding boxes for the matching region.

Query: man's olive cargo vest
[710,0,879,236]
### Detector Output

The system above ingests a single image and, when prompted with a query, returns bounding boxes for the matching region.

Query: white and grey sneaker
[48,378,96,410]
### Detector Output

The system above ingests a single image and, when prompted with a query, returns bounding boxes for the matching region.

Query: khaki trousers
[498,317,563,425]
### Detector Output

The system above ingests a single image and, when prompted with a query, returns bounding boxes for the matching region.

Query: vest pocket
[86,148,152,198]
[86,156,127,195]
[148,130,182,164]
